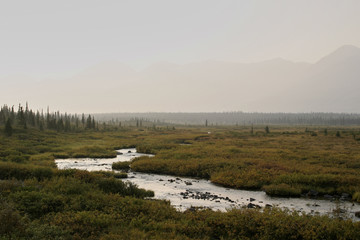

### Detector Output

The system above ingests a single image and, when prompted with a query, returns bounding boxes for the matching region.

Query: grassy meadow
[1,125,360,239]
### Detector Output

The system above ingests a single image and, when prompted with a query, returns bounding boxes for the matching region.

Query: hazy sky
[1,1,360,113]
[1,0,359,77]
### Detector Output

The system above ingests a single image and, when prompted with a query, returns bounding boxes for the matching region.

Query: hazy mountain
[1,45,360,113]
[285,45,360,112]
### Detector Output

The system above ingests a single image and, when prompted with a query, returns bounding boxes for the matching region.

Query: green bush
[112,161,131,171]
[0,200,26,236]
[96,178,154,198]
[114,172,128,178]
[263,183,302,197]
[353,192,360,202]
[0,162,54,181]
[10,191,65,219]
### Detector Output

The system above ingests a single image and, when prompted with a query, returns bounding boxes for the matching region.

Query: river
[55,148,360,220]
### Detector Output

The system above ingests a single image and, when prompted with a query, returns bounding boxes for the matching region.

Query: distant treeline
[0,103,97,132]
[94,112,360,126]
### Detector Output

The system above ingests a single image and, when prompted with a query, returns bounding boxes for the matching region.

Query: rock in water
[307,190,318,198]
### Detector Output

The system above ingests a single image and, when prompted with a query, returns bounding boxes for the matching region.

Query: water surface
[55,148,360,220]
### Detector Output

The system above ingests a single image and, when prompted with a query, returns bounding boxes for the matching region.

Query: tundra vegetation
[1,105,360,239]
[112,161,131,171]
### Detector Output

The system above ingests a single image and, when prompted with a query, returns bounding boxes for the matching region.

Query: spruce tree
[4,118,12,136]
[82,114,86,127]
[265,126,270,134]
[92,117,96,129]
[86,115,92,129]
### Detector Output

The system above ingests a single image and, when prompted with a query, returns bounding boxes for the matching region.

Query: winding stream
[55,148,360,221]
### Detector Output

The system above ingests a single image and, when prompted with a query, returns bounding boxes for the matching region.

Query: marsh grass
[1,125,360,238]
[2,126,360,198]
[112,161,131,171]
[131,126,360,199]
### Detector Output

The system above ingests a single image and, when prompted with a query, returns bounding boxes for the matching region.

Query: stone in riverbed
[340,193,351,200]
[355,211,360,218]
[333,208,346,214]
[187,207,196,212]
[307,190,318,198]
[324,194,333,200]
[247,203,261,209]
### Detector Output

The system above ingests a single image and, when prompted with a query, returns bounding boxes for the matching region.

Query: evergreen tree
[17,105,26,128]
[75,118,79,129]
[0,103,99,132]
[265,126,270,134]
[82,114,86,127]
[86,115,92,129]
[4,118,13,136]
[35,111,40,127]
[10,106,15,122]
[352,132,356,140]
[64,118,71,132]
[57,118,64,131]
[92,117,96,129]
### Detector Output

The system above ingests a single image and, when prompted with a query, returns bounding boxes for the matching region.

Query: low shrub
[263,183,301,197]
[353,192,360,202]
[112,161,131,171]
[114,172,128,178]
[96,178,154,198]
[0,162,54,181]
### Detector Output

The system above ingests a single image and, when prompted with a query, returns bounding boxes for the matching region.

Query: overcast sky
[1,0,359,77]
[1,1,360,113]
